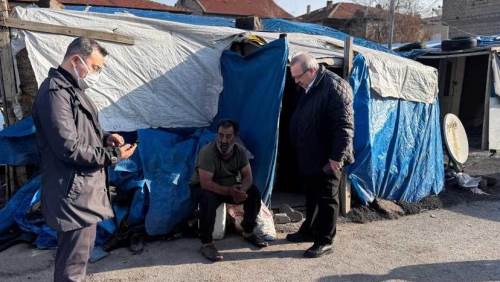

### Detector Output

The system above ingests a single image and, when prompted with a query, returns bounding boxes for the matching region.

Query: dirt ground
[1,152,499,281]
[1,199,499,282]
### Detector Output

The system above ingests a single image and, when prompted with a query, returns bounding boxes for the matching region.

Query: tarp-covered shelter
[402,37,500,151]
[0,6,444,249]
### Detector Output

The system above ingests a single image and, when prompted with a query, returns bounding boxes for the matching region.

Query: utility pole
[388,0,396,49]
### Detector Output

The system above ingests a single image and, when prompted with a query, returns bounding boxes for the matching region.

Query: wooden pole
[481,51,493,150]
[0,0,19,199]
[0,0,18,126]
[343,36,353,79]
[341,36,354,216]
[1,18,135,45]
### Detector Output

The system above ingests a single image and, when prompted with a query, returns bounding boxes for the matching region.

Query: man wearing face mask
[286,52,354,258]
[190,119,267,262]
[32,37,137,282]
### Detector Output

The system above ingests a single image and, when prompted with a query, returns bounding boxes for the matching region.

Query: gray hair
[290,52,319,72]
[63,37,108,60]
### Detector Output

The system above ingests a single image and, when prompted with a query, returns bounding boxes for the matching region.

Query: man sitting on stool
[190,119,267,262]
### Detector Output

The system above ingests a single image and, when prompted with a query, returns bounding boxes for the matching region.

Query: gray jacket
[32,68,117,232]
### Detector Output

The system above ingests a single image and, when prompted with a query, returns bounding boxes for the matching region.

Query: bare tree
[350,0,436,43]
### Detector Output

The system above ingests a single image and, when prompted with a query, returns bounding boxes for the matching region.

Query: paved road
[2,199,499,282]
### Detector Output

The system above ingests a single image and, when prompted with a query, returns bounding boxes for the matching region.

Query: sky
[154,0,442,17]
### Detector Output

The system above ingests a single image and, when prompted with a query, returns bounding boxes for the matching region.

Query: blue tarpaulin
[138,128,214,235]
[0,7,446,249]
[348,54,444,203]
[0,116,39,165]
[64,6,396,55]
[217,38,288,202]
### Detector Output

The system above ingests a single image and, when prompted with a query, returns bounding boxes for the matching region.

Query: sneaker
[242,232,268,248]
[286,231,314,243]
[200,243,223,262]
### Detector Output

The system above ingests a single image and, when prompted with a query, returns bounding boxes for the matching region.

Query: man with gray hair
[33,37,137,281]
[286,52,354,258]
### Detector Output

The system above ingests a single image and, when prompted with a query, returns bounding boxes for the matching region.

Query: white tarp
[13,7,438,131]
[14,7,238,131]
[360,47,439,104]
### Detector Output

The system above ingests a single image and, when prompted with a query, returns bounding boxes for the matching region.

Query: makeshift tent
[401,41,500,151]
[0,7,444,248]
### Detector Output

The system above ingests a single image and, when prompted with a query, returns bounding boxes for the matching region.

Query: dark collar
[48,67,81,90]
[57,66,79,89]
[310,65,326,91]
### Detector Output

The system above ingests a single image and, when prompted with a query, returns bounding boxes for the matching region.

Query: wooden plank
[0,0,17,126]
[340,36,353,216]
[418,51,491,59]
[1,0,18,200]
[482,52,493,150]
[1,18,135,45]
[340,172,351,216]
[450,57,466,116]
[343,36,353,79]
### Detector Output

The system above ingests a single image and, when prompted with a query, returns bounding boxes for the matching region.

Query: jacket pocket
[64,170,76,197]
[66,172,83,201]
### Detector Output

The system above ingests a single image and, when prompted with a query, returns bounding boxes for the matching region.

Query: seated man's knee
[247,185,261,198]
[199,189,221,209]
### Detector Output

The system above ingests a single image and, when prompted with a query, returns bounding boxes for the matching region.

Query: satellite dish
[443,113,469,165]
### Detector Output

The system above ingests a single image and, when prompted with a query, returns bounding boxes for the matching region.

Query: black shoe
[129,233,144,254]
[286,231,314,243]
[303,243,333,258]
[243,233,268,248]
[200,243,223,262]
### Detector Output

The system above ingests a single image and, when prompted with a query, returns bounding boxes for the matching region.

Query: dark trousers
[54,224,96,282]
[191,185,262,244]
[298,171,341,245]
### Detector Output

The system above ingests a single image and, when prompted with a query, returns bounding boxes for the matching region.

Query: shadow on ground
[319,260,500,282]
[86,237,306,275]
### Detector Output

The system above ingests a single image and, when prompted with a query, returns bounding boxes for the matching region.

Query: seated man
[190,119,268,262]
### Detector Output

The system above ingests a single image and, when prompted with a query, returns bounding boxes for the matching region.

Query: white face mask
[72,56,101,89]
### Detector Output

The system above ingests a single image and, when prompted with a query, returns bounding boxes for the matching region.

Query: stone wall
[443,0,500,37]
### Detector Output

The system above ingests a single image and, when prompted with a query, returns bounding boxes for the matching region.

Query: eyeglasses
[77,56,103,74]
[292,69,308,81]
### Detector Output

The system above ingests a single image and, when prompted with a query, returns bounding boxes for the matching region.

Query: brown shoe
[200,243,223,262]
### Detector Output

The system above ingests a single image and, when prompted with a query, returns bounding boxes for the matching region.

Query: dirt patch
[343,175,500,224]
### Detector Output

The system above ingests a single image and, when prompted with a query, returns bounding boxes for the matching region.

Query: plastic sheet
[139,128,214,235]
[0,117,38,165]
[217,38,288,202]
[348,54,445,203]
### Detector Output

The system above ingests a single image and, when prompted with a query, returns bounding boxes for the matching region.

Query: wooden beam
[0,0,17,126]
[343,36,353,79]
[482,52,493,150]
[340,171,351,216]
[340,36,353,216]
[1,18,135,45]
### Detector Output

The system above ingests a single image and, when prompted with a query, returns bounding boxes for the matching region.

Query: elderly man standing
[32,37,137,281]
[286,52,354,258]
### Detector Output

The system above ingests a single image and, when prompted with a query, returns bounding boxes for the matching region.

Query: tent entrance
[419,54,490,149]
[274,65,343,193]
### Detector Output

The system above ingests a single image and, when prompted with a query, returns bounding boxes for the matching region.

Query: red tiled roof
[196,0,293,18]
[12,0,191,13]
[299,2,387,22]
